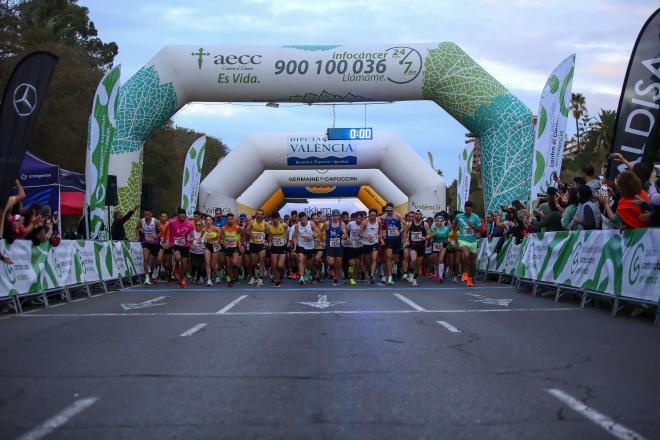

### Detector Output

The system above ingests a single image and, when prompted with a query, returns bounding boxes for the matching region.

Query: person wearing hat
[325,209,348,287]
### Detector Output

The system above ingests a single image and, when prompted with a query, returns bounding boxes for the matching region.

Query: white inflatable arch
[199,131,445,217]
[237,169,408,215]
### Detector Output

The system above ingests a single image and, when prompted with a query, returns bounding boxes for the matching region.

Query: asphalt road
[0,277,658,439]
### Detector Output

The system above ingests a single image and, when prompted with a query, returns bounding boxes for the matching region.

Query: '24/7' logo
[628,243,644,285]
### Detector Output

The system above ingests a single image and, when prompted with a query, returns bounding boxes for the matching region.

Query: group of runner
[135,201,482,289]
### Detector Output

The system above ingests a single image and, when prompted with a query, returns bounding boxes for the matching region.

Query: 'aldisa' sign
[287,136,358,166]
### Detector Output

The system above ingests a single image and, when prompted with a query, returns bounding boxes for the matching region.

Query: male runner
[136,209,161,285]
[267,212,289,287]
[220,213,243,287]
[212,208,227,281]
[381,203,403,285]
[430,213,450,283]
[325,209,348,287]
[246,209,267,286]
[455,201,482,287]
[406,209,431,286]
[359,208,381,284]
[346,212,364,286]
[293,212,318,286]
[165,208,194,288]
[156,211,172,282]
[311,212,325,283]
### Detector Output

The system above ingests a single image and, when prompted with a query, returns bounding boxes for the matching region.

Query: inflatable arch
[233,169,408,216]
[198,131,445,216]
[109,43,533,232]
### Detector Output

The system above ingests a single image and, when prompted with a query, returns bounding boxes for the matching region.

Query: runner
[455,201,482,287]
[293,212,318,286]
[359,208,381,284]
[445,216,461,282]
[203,215,221,286]
[286,210,299,280]
[238,213,249,281]
[346,211,364,286]
[189,219,207,283]
[400,212,414,282]
[220,213,243,287]
[430,213,450,283]
[325,209,348,287]
[136,209,161,285]
[267,212,288,287]
[156,211,172,282]
[212,208,227,282]
[246,209,267,287]
[406,209,431,286]
[311,212,325,283]
[381,203,402,285]
[165,208,194,288]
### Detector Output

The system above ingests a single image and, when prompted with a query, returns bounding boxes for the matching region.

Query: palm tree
[570,93,587,150]
[585,109,617,152]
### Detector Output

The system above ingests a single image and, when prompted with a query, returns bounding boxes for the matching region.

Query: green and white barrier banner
[477,237,499,271]
[0,240,143,297]
[530,54,574,198]
[477,237,522,275]
[181,135,206,217]
[85,65,121,239]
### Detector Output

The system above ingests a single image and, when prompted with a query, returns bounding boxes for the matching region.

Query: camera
[607,153,616,160]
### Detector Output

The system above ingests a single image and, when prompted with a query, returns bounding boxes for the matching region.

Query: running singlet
[250,220,266,244]
[168,219,194,247]
[326,222,343,248]
[158,221,170,246]
[383,216,401,239]
[409,221,426,244]
[347,221,362,248]
[269,223,287,247]
[455,213,481,243]
[362,219,380,245]
[140,218,159,244]
[204,225,221,252]
[222,224,241,248]
[190,231,206,254]
[297,223,315,250]
[430,224,450,252]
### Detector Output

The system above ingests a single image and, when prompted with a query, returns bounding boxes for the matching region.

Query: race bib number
[145,232,156,241]
[227,239,237,248]
[301,235,313,244]
[273,237,286,247]
[213,244,221,253]
[252,231,265,242]
[329,237,341,248]
[411,231,423,242]
[367,235,378,245]
[174,237,185,246]
[464,227,474,237]
[193,238,202,246]
[387,225,400,237]
[433,242,443,252]
[425,243,432,253]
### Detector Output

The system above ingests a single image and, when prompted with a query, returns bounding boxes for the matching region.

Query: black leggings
[190,253,205,279]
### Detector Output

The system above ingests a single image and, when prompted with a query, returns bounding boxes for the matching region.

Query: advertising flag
[457,142,474,211]
[181,135,207,216]
[85,65,121,239]
[530,54,575,198]
[0,51,58,206]
[607,7,660,179]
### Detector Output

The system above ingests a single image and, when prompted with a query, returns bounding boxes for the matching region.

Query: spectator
[111,205,138,240]
[598,171,650,229]
[612,153,653,191]
[559,187,579,230]
[535,188,563,232]
[0,179,25,240]
[572,176,586,188]
[485,212,503,238]
[570,185,601,230]
[581,164,600,195]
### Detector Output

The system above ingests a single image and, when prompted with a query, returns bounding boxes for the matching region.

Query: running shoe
[248,276,255,286]
[206,279,212,287]
[349,278,357,286]
[215,276,222,284]
[402,273,409,282]
[369,276,375,285]
[411,278,418,286]
[452,275,459,283]
[387,275,394,286]
[257,278,263,287]
[434,275,440,284]
[381,275,387,283]
[466,277,475,287]
[144,274,151,285]
[179,278,187,288]
[275,281,281,288]
[151,267,159,280]
[461,272,468,282]
[299,279,305,286]
[332,279,340,287]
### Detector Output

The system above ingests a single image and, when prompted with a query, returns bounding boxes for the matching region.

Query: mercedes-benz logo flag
[607,7,660,179]
[0,51,58,207]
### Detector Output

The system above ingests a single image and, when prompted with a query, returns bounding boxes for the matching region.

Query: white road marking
[298,294,345,309]
[465,293,513,307]
[546,388,646,440]
[436,320,461,333]
[216,295,248,314]
[120,296,167,311]
[16,397,98,440]
[13,307,579,318]
[393,293,426,312]
[179,323,208,337]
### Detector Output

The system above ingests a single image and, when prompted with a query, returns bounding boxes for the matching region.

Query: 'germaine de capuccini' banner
[457,142,474,210]
[85,65,121,238]
[181,135,206,216]
[530,54,575,198]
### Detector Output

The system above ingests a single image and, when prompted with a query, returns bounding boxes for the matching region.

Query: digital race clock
[326,127,373,140]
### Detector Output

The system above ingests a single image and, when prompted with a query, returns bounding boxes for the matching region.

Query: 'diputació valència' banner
[515,229,659,301]
[0,240,143,297]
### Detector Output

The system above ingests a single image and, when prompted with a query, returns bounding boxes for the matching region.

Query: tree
[570,93,587,151]
[584,109,616,153]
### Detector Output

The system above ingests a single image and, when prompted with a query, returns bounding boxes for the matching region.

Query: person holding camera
[597,171,650,229]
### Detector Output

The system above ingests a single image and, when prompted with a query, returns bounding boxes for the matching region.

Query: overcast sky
[80,0,657,183]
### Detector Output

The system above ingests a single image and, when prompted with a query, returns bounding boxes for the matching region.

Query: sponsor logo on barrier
[629,242,644,285]
[1,257,16,284]
[570,241,583,276]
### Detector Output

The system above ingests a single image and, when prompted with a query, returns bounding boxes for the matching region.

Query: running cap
[239,213,247,219]
[215,208,222,213]
[332,209,341,215]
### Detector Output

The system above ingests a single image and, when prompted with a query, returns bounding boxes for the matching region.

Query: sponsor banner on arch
[287,135,358,166]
